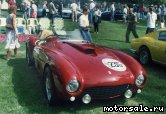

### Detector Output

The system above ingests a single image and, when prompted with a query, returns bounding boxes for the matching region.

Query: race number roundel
[102,58,126,71]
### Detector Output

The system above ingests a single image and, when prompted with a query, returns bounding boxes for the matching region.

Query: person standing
[93,6,101,34]
[79,6,93,42]
[25,0,31,18]
[42,0,47,17]
[8,0,15,6]
[5,6,20,60]
[20,0,25,13]
[58,1,63,18]
[70,0,78,22]
[31,0,37,18]
[146,7,157,34]
[89,0,95,24]
[160,18,165,28]
[48,0,56,26]
[125,7,139,43]
[110,2,115,21]
[123,5,128,23]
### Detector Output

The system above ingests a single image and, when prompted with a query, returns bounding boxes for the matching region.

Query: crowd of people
[1,0,166,60]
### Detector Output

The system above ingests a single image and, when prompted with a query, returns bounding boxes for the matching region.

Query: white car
[62,8,82,19]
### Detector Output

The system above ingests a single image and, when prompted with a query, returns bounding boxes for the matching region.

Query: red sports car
[26,29,147,105]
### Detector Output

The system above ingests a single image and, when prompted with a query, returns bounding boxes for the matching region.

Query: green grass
[0,11,166,114]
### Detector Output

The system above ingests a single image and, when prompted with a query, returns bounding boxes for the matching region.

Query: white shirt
[111,4,115,12]
[123,8,128,14]
[79,14,89,27]
[161,22,165,28]
[32,4,37,12]
[147,12,157,28]
[71,3,77,11]
[90,2,95,10]
[94,9,101,16]
[43,4,47,10]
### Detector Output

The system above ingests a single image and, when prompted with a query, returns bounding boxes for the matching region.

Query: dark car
[114,9,124,21]
[101,11,111,21]
[101,9,123,21]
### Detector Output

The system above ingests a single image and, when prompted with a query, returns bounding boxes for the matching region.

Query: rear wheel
[44,67,59,106]
[139,47,151,65]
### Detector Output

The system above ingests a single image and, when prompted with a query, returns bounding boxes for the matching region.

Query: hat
[90,0,93,2]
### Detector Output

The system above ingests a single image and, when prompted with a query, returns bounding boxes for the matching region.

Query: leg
[146,27,150,34]
[72,11,74,22]
[94,23,96,32]
[49,14,54,26]
[14,48,17,57]
[125,29,131,42]
[7,49,12,60]
[52,14,54,25]
[111,11,114,21]
[96,23,99,33]
[86,31,93,42]
[131,26,139,38]
[75,11,77,22]
[80,29,87,41]
[89,11,94,24]
[149,28,154,33]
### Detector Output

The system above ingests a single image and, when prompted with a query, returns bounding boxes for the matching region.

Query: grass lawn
[0,10,166,114]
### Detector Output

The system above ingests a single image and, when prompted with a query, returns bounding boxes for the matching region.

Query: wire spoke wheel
[44,67,59,106]
[45,71,52,101]
[139,47,151,65]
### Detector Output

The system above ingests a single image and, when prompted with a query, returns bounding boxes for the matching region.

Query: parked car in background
[101,9,123,21]
[101,11,111,21]
[130,29,166,65]
[37,7,82,19]
[62,8,82,19]
[114,9,123,21]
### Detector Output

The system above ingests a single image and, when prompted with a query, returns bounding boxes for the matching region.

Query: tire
[26,46,33,66]
[44,67,59,106]
[139,47,151,65]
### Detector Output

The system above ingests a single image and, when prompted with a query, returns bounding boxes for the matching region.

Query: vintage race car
[26,29,147,105]
[130,29,166,65]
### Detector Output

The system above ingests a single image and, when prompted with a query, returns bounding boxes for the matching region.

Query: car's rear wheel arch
[139,45,152,65]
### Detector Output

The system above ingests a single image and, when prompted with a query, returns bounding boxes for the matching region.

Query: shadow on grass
[0,54,6,60]
[8,58,127,113]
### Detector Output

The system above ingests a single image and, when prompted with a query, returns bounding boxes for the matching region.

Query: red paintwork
[27,35,147,100]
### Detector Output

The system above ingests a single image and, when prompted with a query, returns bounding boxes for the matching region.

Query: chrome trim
[152,59,166,65]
